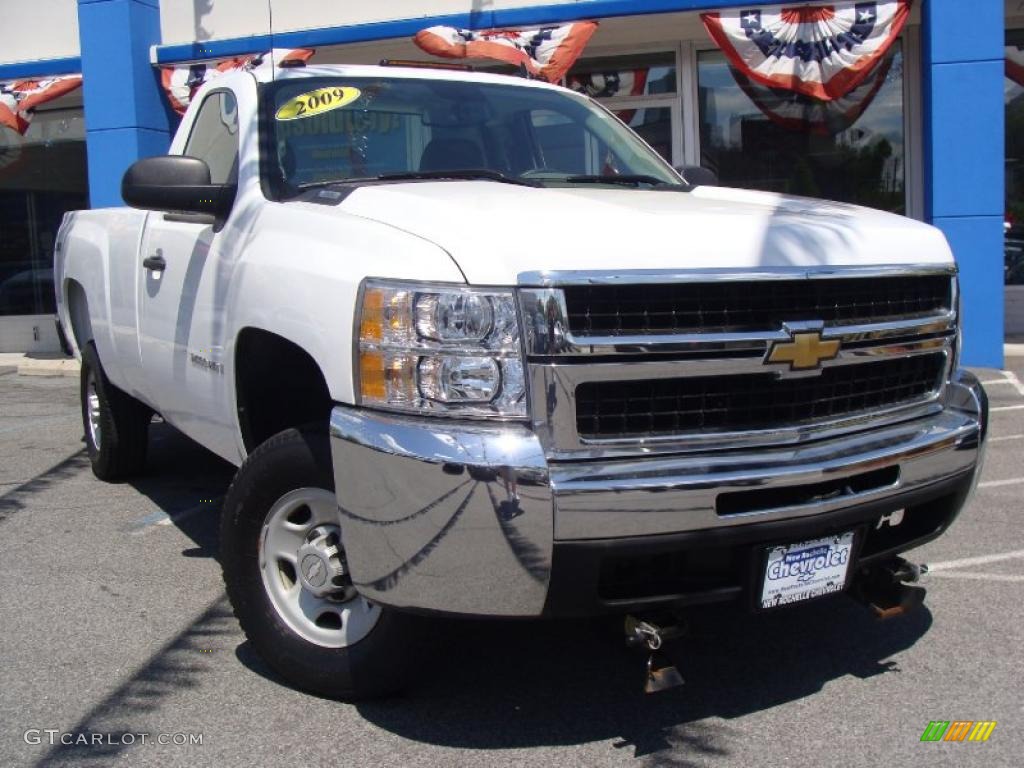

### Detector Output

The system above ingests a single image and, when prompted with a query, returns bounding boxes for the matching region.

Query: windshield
[262,75,683,195]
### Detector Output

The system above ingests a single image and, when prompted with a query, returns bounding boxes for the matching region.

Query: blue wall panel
[926,60,1005,219]
[78,0,172,208]
[81,128,171,213]
[936,215,1006,367]
[923,0,1006,368]
[0,57,81,79]
[924,0,1004,65]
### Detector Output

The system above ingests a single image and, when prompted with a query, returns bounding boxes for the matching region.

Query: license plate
[759,531,855,609]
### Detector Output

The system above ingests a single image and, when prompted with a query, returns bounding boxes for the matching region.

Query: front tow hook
[850,556,929,620]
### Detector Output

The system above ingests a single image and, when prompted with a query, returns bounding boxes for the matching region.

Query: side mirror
[675,165,719,187]
[121,156,235,220]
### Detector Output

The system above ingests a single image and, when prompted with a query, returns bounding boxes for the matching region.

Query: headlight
[355,279,527,418]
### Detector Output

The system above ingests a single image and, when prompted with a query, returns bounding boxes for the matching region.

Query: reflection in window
[569,52,678,164]
[697,44,905,213]
[568,52,676,99]
[0,109,87,316]
[613,107,673,163]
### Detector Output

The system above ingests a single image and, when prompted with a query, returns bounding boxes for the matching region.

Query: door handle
[143,252,166,271]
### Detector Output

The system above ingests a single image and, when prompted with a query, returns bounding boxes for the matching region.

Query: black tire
[220,426,417,700]
[80,341,151,481]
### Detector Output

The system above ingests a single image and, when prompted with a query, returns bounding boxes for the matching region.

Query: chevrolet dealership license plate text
[760,532,854,609]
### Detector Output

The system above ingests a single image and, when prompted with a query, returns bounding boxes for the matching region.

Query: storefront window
[568,51,678,164]
[611,106,673,163]
[567,51,676,98]
[697,43,906,213]
[0,106,87,316]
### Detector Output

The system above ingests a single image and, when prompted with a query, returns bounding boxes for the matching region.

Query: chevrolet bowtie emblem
[766,330,841,371]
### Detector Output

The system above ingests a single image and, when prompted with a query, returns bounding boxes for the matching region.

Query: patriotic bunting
[730,54,894,137]
[0,75,83,135]
[413,22,598,83]
[702,2,911,101]
[161,48,315,116]
[568,69,648,100]
[568,69,650,124]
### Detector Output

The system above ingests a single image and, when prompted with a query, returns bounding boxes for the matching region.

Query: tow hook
[850,556,929,620]
[625,614,686,694]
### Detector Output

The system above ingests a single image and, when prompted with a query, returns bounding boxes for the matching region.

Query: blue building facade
[0,0,1011,366]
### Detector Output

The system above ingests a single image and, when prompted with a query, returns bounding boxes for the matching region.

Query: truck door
[137,89,240,459]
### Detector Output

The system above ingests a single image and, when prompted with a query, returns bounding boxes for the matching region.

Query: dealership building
[0,0,1017,366]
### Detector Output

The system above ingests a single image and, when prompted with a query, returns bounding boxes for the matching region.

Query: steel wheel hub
[86,371,102,449]
[296,525,352,599]
[259,488,380,648]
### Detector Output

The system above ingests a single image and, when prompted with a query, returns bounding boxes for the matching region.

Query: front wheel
[220,427,418,699]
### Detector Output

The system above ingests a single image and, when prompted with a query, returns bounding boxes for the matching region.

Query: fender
[57,208,150,401]
[222,198,465,460]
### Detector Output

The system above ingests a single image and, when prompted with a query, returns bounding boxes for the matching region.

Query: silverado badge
[766,328,840,372]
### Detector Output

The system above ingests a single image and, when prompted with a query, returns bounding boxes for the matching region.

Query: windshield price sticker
[276,87,362,121]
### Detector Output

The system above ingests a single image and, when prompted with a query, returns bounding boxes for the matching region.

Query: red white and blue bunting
[161,48,315,116]
[0,75,82,135]
[702,2,911,101]
[729,53,894,136]
[413,22,598,83]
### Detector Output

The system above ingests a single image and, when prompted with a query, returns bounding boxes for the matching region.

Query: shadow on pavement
[29,424,237,766]
[0,448,90,524]
[125,421,236,559]
[35,596,236,767]
[236,593,931,762]
[349,599,931,762]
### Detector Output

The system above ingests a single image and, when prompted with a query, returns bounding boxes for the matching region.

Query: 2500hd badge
[54,62,988,700]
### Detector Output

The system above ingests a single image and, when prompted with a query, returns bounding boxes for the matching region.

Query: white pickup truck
[54,63,987,699]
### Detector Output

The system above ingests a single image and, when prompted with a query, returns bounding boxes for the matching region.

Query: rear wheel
[220,426,417,700]
[80,341,151,481]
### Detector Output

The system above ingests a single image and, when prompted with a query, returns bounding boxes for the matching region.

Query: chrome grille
[575,353,947,439]
[563,274,952,336]
[520,266,958,459]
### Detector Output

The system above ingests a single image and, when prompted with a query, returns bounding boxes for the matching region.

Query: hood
[335,181,953,285]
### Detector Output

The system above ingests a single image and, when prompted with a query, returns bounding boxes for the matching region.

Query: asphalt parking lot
[1,361,1022,768]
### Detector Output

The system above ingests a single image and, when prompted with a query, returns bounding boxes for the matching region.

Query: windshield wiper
[376,169,539,187]
[295,177,381,191]
[563,174,680,188]
[293,169,539,194]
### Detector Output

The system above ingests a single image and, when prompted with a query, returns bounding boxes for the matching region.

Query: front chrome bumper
[330,369,987,617]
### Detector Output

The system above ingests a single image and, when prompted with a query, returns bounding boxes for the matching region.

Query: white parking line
[1003,370,1024,397]
[991,404,1024,413]
[928,572,1024,583]
[128,496,223,534]
[928,549,1024,571]
[981,372,1024,395]
[978,478,1024,489]
[989,434,1024,442]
